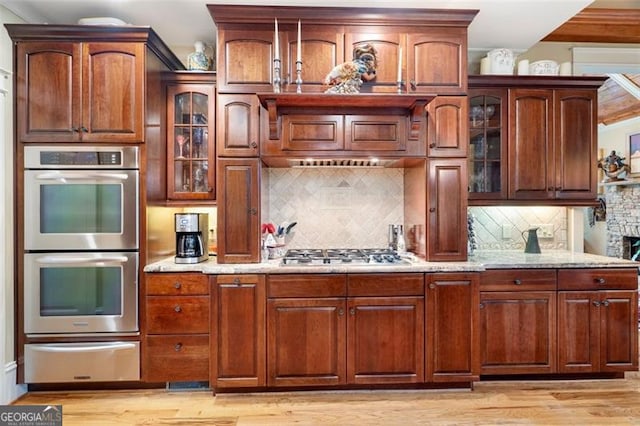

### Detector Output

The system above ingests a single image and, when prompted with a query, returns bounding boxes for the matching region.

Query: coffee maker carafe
[175,213,209,264]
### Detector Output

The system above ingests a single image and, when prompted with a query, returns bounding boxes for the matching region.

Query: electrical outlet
[502,224,511,239]
[534,223,554,239]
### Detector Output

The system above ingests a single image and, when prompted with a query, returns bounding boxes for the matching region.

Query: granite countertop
[143,250,639,274]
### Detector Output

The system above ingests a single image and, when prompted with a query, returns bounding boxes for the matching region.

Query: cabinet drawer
[146,296,209,334]
[268,274,347,298]
[145,335,209,382]
[348,273,424,296]
[558,268,638,291]
[345,115,406,151]
[481,269,556,291]
[282,115,344,151]
[146,273,209,296]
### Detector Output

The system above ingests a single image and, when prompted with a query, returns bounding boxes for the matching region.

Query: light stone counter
[143,250,639,275]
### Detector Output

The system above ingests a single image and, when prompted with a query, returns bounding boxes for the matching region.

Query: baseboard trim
[2,361,27,404]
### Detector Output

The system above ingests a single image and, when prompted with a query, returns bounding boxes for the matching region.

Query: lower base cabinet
[267,273,425,386]
[212,274,266,388]
[557,268,638,374]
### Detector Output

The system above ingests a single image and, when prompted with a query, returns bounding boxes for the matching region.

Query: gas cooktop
[281,248,406,265]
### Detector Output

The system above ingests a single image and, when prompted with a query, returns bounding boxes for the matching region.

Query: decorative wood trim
[542,8,640,43]
[468,75,608,89]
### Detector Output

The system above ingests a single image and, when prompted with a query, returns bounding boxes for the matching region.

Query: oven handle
[30,342,138,353]
[35,255,129,264]
[34,172,129,181]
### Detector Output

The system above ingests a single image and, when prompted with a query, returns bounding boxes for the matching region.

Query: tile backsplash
[264,168,404,248]
[468,206,567,251]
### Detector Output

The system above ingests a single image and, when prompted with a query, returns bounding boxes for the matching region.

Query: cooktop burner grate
[281,248,404,265]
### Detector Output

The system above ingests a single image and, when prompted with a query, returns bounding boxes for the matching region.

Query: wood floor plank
[11,376,640,425]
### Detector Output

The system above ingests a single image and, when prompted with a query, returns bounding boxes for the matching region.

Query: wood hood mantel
[257,93,436,140]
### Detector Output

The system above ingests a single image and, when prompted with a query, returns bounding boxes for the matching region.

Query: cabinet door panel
[345,115,406,151]
[600,290,638,372]
[554,89,597,199]
[213,275,266,387]
[480,291,556,374]
[558,291,599,373]
[288,30,343,92]
[426,273,479,382]
[146,296,210,334]
[217,159,260,263]
[82,42,144,142]
[16,42,81,142]
[268,298,346,386]
[282,115,344,151]
[347,296,424,384]
[427,159,467,261]
[345,32,402,92]
[218,30,274,93]
[217,94,260,157]
[508,89,554,200]
[427,96,468,157]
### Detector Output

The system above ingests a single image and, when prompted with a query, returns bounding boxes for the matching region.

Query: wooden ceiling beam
[543,8,640,43]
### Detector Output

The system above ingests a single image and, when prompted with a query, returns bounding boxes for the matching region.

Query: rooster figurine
[324,43,378,94]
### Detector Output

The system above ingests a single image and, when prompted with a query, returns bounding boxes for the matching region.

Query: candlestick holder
[273,58,282,93]
[396,80,403,94]
[295,60,303,93]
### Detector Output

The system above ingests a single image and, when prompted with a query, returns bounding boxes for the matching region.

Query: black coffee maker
[175,213,209,264]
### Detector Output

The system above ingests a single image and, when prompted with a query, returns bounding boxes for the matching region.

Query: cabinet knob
[602,300,610,307]
[429,283,436,289]
[207,187,213,193]
[233,277,241,286]
[71,127,80,132]
[592,300,601,307]
[251,141,258,148]
[429,143,436,148]
[548,187,554,191]
[174,305,182,313]
[338,308,344,316]
[80,126,88,133]
[248,208,257,215]
[555,187,562,191]
[174,343,183,351]
[429,207,436,213]
[479,303,484,309]
[174,282,181,289]
[349,308,356,316]
[596,278,606,285]
[513,279,522,285]
[409,80,417,91]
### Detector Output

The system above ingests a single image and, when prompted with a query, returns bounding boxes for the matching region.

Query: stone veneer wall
[605,184,640,258]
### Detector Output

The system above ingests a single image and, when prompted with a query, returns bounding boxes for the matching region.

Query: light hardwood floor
[11,373,640,425]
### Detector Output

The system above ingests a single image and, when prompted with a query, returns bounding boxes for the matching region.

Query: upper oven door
[24,168,139,251]
[24,252,138,335]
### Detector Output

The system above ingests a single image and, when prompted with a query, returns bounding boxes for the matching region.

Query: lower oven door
[24,252,138,335]
[24,341,140,383]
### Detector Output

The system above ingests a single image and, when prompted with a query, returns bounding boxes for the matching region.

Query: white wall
[583,117,640,255]
[0,4,26,404]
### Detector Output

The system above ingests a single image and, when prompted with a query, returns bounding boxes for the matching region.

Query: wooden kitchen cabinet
[212,274,266,388]
[166,79,216,201]
[509,87,598,201]
[217,94,260,157]
[426,273,479,383]
[479,269,557,375]
[14,40,144,143]
[267,274,347,387]
[467,88,508,200]
[557,268,638,374]
[426,96,468,157]
[143,273,210,383]
[216,158,261,263]
[427,158,468,261]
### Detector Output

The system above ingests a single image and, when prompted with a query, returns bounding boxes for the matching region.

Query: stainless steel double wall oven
[22,145,140,383]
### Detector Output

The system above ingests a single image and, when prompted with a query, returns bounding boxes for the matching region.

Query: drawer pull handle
[174,282,181,289]
[592,300,600,307]
[174,305,182,313]
[233,278,241,286]
[596,278,606,285]
[513,279,522,285]
[174,343,183,351]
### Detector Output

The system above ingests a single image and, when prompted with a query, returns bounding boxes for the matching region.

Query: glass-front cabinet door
[167,82,215,201]
[468,89,507,201]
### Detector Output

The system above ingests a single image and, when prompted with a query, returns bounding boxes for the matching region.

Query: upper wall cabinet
[467,75,607,205]
[209,6,477,95]
[14,41,144,143]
